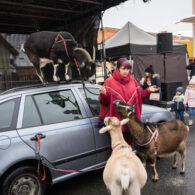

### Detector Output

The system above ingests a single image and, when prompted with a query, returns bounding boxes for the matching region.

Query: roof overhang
[0,0,128,34]
[180,15,195,24]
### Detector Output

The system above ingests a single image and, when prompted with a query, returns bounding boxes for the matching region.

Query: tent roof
[105,21,183,48]
[105,22,156,48]
[101,21,186,57]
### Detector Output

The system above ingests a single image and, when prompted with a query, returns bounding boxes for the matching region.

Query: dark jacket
[142,73,161,89]
[171,94,184,111]
[142,74,161,104]
[186,63,195,79]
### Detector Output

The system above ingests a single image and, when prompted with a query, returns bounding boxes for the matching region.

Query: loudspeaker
[157,33,173,53]
[161,82,182,101]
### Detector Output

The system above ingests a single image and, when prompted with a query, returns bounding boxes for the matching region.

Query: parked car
[0,82,172,195]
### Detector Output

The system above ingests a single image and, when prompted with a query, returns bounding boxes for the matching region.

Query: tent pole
[100,12,107,81]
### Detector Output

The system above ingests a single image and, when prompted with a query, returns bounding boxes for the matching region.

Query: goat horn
[121,118,129,125]
[74,48,92,62]
[99,126,111,134]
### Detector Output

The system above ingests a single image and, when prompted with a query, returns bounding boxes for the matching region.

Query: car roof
[0,81,101,101]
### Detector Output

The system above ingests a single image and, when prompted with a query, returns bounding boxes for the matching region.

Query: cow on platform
[24,31,96,84]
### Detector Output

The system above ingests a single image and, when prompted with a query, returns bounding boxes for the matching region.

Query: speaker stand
[163,53,166,82]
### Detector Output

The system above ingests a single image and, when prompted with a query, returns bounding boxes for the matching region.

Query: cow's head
[73,48,96,83]
[113,100,137,119]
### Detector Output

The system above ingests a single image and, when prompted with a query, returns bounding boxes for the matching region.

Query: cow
[24,31,96,84]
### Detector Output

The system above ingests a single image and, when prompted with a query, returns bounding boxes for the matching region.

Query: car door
[17,87,96,172]
[76,85,111,164]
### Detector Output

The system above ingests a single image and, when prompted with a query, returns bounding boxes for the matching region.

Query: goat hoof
[43,82,48,87]
[172,166,177,169]
[180,171,185,175]
[152,176,159,182]
[157,156,161,160]
[152,178,159,182]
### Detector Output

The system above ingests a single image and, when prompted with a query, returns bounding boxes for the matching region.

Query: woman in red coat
[99,57,158,146]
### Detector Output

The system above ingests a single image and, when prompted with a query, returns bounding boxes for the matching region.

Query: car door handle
[30,133,46,141]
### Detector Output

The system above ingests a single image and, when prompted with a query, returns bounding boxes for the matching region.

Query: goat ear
[104,117,110,125]
[99,126,111,134]
[121,118,129,125]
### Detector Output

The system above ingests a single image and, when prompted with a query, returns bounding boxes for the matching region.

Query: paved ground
[48,117,195,195]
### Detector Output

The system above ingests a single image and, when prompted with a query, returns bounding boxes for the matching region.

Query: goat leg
[36,68,47,85]
[110,183,122,195]
[172,152,178,169]
[150,162,159,182]
[137,152,147,168]
[53,64,60,82]
[180,150,186,174]
[126,182,141,195]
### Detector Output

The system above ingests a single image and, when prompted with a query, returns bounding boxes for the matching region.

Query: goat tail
[120,169,131,190]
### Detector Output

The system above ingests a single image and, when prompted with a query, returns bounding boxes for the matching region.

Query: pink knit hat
[117,57,132,69]
[189,76,195,85]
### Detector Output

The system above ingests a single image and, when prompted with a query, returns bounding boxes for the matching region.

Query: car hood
[142,104,168,114]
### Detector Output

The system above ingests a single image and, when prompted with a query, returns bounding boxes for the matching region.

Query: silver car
[0,83,171,195]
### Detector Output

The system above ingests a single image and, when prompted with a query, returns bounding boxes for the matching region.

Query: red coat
[99,70,150,133]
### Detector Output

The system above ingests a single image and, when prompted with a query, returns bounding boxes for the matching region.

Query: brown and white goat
[99,117,147,195]
[113,100,189,182]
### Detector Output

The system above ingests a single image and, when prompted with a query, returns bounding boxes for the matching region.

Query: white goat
[99,117,147,195]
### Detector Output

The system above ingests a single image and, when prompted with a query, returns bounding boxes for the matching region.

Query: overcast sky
[103,0,192,37]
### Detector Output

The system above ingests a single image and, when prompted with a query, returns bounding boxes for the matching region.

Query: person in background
[186,59,195,80]
[184,76,195,126]
[140,65,161,105]
[99,58,158,146]
[171,87,185,123]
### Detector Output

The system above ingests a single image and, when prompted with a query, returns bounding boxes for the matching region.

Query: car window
[33,89,82,125]
[22,96,42,128]
[79,88,100,116]
[0,98,20,131]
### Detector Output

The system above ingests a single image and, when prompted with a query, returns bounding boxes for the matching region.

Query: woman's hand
[99,86,106,95]
[149,85,159,92]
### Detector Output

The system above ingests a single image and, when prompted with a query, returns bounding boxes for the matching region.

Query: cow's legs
[53,64,60,82]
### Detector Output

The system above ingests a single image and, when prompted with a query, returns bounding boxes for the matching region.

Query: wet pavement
[49,119,195,195]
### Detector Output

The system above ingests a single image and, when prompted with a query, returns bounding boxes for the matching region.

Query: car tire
[1,166,48,195]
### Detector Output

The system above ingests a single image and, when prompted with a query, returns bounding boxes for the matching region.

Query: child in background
[171,87,185,122]
[184,76,195,126]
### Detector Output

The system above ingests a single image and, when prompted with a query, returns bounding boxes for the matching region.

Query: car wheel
[1,166,47,195]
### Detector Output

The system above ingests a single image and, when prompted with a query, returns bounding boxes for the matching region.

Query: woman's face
[145,72,151,77]
[118,66,130,76]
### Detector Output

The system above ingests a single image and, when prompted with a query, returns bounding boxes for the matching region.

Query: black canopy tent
[100,22,188,88]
